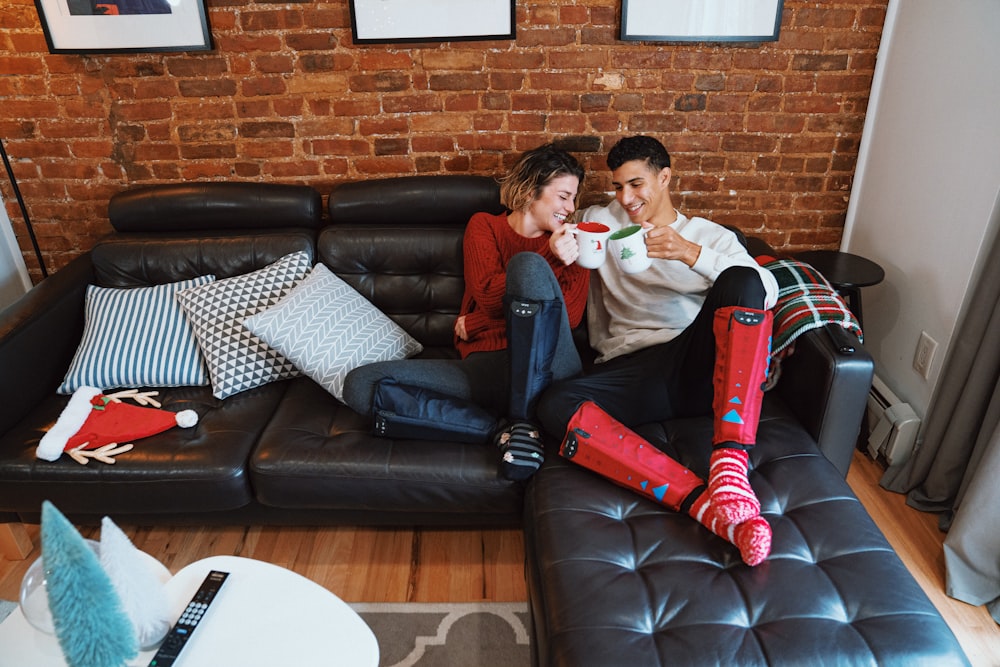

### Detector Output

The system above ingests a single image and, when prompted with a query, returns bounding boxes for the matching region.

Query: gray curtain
[880,216,1000,624]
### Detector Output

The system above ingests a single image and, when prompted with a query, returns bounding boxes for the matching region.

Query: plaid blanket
[763,258,862,389]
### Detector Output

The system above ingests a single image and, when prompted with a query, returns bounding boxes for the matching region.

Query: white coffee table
[0,555,379,667]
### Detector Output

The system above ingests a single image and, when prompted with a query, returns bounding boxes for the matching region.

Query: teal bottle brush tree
[40,501,138,667]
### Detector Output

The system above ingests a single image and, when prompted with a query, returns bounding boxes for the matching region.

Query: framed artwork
[349,0,516,44]
[621,0,784,43]
[34,0,212,54]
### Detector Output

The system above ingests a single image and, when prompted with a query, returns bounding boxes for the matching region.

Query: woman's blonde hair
[499,143,585,212]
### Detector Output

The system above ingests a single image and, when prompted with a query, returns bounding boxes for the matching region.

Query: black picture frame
[621,0,784,43]
[349,0,516,44]
[34,0,212,54]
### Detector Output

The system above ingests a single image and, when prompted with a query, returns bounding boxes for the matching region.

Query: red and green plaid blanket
[763,258,863,389]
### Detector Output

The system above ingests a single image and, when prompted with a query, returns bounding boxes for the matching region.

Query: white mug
[609,225,652,274]
[571,221,612,269]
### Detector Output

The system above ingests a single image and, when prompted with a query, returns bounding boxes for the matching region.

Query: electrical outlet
[913,331,938,379]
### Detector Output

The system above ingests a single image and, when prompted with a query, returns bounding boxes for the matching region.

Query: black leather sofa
[0,179,968,665]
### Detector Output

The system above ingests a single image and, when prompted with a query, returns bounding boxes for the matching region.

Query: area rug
[349,602,531,667]
[0,600,14,624]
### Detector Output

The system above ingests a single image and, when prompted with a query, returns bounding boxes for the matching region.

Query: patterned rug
[349,602,531,667]
[0,600,14,624]
[0,599,531,666]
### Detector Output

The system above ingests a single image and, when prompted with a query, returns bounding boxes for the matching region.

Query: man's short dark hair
[607,136,671,172]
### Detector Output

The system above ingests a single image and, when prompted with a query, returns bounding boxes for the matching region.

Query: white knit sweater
[580,201,779,362]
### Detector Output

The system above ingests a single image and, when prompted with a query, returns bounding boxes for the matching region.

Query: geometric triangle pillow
[244,263,423,402]
[176,251,312,399]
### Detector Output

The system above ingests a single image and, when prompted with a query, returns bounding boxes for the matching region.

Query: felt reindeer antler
[37,386,198,464]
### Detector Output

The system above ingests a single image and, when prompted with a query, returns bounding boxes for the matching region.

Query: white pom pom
[175,410,198,428]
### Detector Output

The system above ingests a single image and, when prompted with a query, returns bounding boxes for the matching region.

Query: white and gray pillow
[244,263,423,402]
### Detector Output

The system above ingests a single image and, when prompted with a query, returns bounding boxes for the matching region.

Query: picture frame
[34,0,212,54]
[621,0,784,43]
[349,0,515,44]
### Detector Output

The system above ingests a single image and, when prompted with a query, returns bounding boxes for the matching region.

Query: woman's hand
[454,314,469,341]
[550,223,580,266]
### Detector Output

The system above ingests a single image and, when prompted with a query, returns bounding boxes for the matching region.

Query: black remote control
[148,570,229,667]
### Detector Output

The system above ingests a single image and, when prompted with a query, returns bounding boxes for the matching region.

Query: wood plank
[0,523,32,560]
[847,449,1000,666]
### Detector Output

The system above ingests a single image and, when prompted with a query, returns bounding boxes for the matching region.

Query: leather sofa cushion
[249,378,523,521]
[108,182,324,232]
[90,231,316,288]
[0,383,288,517]
[327,175,504,226]
[319,224,465,352]
[524,398,969,666]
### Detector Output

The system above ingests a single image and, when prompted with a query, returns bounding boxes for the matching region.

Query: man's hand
[550,223,580,266]
[454,314,468,341]
[643,223,701,267]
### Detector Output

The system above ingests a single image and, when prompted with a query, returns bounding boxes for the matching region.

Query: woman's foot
[495,421,545,481]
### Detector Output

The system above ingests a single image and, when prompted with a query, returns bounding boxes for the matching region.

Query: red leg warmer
[560,401,703,512]
[709,306,772,524]
[560,401,771,566]
[712,306,772,446]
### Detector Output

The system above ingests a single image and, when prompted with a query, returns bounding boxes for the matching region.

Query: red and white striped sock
[707,446,761,524]
[688,489,771,567]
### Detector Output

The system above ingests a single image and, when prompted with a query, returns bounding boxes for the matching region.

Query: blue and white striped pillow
[57,275,215,394]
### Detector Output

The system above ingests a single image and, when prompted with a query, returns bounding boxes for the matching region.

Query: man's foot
[689,489,771,566]
[707,446,761,524]
[495,421,545,481]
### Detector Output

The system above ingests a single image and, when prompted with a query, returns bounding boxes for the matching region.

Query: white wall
[0,197,32,310]
[842,0,1000,419]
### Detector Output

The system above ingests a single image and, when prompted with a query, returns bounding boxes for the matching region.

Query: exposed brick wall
[0,0,887,281]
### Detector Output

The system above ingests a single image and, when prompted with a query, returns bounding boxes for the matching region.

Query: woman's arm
[460,213,508,339]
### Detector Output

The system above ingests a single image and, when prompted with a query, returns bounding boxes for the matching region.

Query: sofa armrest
[772,324,874,477]
[0,253,93,436]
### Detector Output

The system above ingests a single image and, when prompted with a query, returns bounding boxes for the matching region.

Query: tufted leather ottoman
[524,401,970,667]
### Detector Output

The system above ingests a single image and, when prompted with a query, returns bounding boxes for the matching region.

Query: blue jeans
[342,252,582,420]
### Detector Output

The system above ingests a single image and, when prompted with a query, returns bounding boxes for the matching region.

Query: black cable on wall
[0,137,47,279]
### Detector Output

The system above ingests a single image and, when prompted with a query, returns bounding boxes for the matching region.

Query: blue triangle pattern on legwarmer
[722,409,744,424]
[729,396,742,404]
[652,484,669,501]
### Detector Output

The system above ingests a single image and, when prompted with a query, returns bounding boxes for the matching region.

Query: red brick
[412,136,455,153]
[360,117,408,135]
[0,0,888,263]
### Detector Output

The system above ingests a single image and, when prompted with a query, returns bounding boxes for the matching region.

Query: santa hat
[37,386,199,462]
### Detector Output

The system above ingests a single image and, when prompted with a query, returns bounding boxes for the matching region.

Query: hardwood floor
[846,449,1000,667]
[1,450,997,663]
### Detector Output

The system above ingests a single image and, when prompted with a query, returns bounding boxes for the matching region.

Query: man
[536,135,779,566]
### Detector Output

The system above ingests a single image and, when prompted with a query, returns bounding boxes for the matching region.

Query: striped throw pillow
[58,275,215,394]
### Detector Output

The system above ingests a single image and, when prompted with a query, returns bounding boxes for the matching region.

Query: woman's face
[526,174,579,232]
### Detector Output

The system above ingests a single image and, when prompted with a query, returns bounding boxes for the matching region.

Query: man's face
[611,159,672,225]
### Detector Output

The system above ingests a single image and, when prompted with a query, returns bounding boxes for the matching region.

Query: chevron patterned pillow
[244,263,423,402]
[176,251,312,399]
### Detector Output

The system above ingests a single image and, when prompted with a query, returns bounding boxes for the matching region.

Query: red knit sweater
[456,211,590,359]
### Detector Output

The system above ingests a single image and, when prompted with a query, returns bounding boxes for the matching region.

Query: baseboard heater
[866,375,920,466]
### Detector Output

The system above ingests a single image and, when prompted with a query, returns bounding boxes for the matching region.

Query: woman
[342,143,588,481]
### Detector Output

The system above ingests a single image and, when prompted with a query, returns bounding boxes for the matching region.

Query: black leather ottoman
[524,401,970,667]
